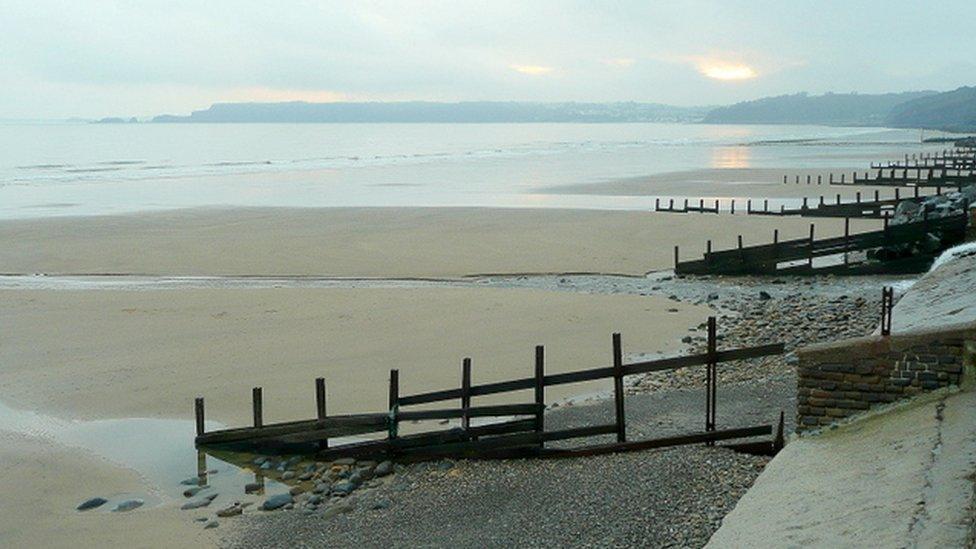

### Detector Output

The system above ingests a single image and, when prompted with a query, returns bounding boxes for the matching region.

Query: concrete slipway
[707,247,976,548]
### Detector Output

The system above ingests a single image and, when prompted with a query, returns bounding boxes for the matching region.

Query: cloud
[694,59,758,81]
[509,64,555,75]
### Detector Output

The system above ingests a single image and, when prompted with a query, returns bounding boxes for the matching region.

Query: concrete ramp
[707,389,976,548]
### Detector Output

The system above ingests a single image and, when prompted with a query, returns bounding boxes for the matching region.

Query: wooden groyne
[194,317,785,460]
[674,212,968,276]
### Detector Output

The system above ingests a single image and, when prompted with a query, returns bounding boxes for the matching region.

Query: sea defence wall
[796,245,976,431]
[796,322,972,430]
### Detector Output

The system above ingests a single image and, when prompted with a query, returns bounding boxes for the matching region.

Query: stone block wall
[796,322,974,431]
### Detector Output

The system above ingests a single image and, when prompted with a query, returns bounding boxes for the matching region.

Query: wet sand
[545,167,942,200]
[0,433,210,549]
[0,207,879,278]
[0,287,711,423]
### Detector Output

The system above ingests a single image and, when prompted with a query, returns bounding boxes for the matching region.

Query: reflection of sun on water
[711,146,751,169]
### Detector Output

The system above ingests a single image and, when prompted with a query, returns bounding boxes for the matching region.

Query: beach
[0,122,946,547]
[0,207,878,278]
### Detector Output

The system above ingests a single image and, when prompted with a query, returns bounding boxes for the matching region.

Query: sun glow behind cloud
[509,64,554,75]
[696,60,758,81]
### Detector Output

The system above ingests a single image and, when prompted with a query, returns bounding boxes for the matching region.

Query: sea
[0,122,941,219]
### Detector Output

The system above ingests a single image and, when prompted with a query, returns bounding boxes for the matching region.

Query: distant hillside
[702,91,936,126]
[151,101,710,123]
[885,87,976,132]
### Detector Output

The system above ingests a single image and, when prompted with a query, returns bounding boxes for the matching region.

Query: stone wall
[796,321,975,431]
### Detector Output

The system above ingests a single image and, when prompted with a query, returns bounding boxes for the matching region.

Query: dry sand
[546,167,942,200]
[0,432,211,549]
[0,287,711,423]
[0,207,879,278]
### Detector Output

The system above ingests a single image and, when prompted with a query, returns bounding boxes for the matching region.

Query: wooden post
[808,224,815,270]
[806,175,811,185]
[819,195,824,207]
[655,198,660,211]
[836,194,841,205]
[784,174,788,184]
[673,245,679,269]
[252,387,263,428]
[895,188,900,201]
[737,235,743,249]
[817,174,822,185]
[388,369,399,440]
[315,378,327,419]
[699,198,704,211]
[829,173,834,184]
[747,199,752,214]
[841,173,845,184]
[196,450,208,485]
[795,175,800,184]
[856,191,861,203]
[706,240,712,256]
[763,199,769,212]
[844,217,850,266]
[534,345,545,445]
[670,198,675,210]
[915,186,920,198]
[612,333,626,443]
[874,190,880,202]
[194,397,205,437]
[773,229,779,263]
[315,377,328,449]
[705,316,717,443]
[802,197,808,210]
[461,358,472,432]
[730,200,735,215]
[714,199,719,214]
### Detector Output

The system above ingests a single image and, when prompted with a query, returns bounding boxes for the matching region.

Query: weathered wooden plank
[397,403,543,422]
[538,424,773,458]
[313,418,545,460]
[195,413,389,445]
[399,343,783,406]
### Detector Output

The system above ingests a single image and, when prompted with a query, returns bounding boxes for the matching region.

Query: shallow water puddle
[0,399,295,513]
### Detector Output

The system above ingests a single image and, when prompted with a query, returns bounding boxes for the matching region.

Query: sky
[2,0,976,119]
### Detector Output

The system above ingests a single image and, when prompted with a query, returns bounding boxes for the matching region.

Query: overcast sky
[3,0,975,119]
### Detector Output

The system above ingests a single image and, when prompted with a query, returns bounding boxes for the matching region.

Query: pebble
[244,482,263,494]
[261,493,294,511]
[217,504,244,518]
[374,461,394,477]
[112,499,144,512]
[76,497,107,511]
[183,485,209,498]
[181,493,218,510]
[331,480,356,496]
[204,520,219,529]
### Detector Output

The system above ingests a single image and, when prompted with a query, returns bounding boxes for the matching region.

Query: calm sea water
[0,123,937,219]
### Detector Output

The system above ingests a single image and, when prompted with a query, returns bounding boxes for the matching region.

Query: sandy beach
[0,207,878,278]
[0,281,715,548]
[0,286,710,422]
[0,433,212,548]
